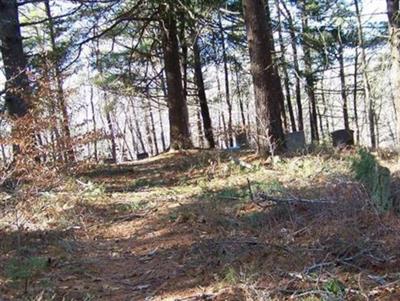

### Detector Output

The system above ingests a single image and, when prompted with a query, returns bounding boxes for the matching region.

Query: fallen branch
[253,192,336,209]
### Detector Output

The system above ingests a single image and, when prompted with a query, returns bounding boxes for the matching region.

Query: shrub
[351,149,392,211]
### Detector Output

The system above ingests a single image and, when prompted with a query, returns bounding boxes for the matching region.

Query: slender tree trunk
[320,72,330,134]
[265,1,287,133]
[281,0,304,131]
[44,0,75,161]
[234,65,247,129]
[104,95,117,162]
[337,30,350,130]
[387,0,400,147]
[89,85,98,161]
[147,99,159,155]
[125,108,138,156]
[160,4,192,150]
[159,72,168,152]
[196,105,204,148]
[300,1,319,142]
[216,64,228,147]
[218,14,234,147]
[144,106,154,156]
[221,112,228,148]
[243,0,285,155]
[130,99,147,154]
[276,0,296,132]
[353,47,360,143]
[355,0,376,148]
[193,36,215,148]
[1,143,6,164]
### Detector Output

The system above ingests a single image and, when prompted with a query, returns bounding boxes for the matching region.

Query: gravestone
[103,157,116,164]
[235,132,248,148]
[331,129,354,148]
[285,131,306,153]
[137,152,149,160]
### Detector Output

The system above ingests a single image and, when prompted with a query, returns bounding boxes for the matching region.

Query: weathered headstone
[235,132,248,148]
[103,157,116,164]
[331,129,354,148]
[285,131,306,153]
[137,152,149,160]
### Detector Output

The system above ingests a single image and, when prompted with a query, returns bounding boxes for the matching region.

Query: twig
[247,178,254,202]
[255,193,336,205]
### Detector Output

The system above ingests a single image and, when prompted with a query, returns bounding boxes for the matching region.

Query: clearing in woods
[1,150,400,300]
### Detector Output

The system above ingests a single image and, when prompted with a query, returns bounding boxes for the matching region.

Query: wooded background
[0,0,399,164]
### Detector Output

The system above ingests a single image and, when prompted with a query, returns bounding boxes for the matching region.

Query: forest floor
[1,149,400,300]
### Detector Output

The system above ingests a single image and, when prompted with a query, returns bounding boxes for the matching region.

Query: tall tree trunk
[130,99,147,154]
[44,0,75,162]
[276,0,296,132]
[300,1,319,142]
[216,63,228,147]
[144,106,154,156]
[265,1,287,133]
[159,72,168,152]
[0,0,33,158]
[353,47,360,143]
[234,65,247,129]
[355,0,376,148]
[218,14,234,147]
[104,96,117,162]
[147,99,159,155]
[337,30,350,130]
[193,36,215,148]
[243,0,285,155]
[281,0,304,131]
[89,84,98,161]
[160,4,192,150]
[387,0,400,147]
[196,104,204,148]
[320,72,330,134]
[0,0,30,118]
[125,107,138,155]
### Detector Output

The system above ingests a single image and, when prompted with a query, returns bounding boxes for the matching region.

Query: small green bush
[5,256,49,285]
[351,149,392,211]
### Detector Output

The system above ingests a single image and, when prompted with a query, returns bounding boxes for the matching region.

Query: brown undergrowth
[1,149,400,300]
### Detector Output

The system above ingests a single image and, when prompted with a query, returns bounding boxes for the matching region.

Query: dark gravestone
[137,152,149,160]
[331,129,354,148]
[103,157,116,164]
[285,131,306,153]
[235,132,248,148]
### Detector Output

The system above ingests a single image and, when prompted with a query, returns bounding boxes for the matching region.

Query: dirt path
[1,150,400,300]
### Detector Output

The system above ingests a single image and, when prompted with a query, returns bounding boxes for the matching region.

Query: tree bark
[300,1,319,142]
[44,0,75,162]
[337,29,350,130]
[148,99,159,155]
[0,0,30,117]
[243,0,285,155]
[353,47,360,143]
[386,0,400,147]
[105,95,117,162]
[281,0,304,131]
[218,13,233,147]
[355,0,376,148]
[276,0,296,132]
[193,36,215,148]
[160,4,192,150]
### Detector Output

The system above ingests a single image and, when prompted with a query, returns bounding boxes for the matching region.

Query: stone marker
[331,129,354,147]
[285,131,306,153]
[103,157,116,164]
[235,132,248,148]
[137,152,149,160]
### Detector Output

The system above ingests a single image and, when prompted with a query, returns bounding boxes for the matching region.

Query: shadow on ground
[1,151,400,300]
